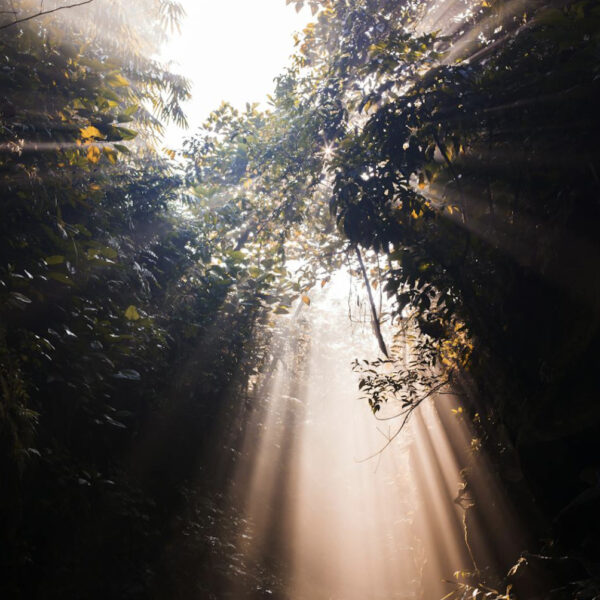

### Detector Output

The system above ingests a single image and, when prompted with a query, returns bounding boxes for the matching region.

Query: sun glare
[160,0,312,148]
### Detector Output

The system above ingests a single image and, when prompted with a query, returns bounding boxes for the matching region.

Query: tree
[184,0,600,595]
[2,0,599,597]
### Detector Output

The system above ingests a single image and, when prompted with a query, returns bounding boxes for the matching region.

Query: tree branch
[0,0,95,31]
[373,377,450,421]
[355,245,389,358]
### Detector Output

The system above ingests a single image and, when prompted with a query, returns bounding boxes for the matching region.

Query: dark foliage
[1,0,600,598]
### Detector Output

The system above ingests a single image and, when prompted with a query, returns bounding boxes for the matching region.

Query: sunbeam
[2,0,598,597]
[206,271,530,599]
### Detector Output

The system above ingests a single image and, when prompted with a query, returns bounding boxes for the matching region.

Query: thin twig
[356,406,414,463]
[0,0,95,31]
[373,378,450,421]
[357,377,451,463]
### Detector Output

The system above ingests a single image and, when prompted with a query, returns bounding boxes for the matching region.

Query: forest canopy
[1,0,599,598]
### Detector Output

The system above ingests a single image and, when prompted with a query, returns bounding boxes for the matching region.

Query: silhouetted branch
[355,245,389,357]
[373,377,450,422]
[357,376,451,462]
[0,0,95,30]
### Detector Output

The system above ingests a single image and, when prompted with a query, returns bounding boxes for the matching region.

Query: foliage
[289,0,600,595]
[1,0,600,597]
[0,2,276,597]
[181,99,347,312]
[180,0,600,595]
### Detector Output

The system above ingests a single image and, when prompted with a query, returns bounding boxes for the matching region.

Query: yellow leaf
[89,184,101,191]
[301,295,311,306]
[80,126,103,140]
[108,73,130,87]
[124,305,140,321]
[411,209,420,219]
[87,145,101,164]
[103,146,118,164]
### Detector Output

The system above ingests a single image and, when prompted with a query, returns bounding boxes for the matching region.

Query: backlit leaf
[103,146,118,164]
[79,125,104,140]
[124,305,140,321]
[87,145,101,163]
[107,73,130,88]
[80,125,103,140]
[114,126,138,141]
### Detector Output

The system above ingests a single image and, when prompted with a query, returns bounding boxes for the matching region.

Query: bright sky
[160,0,311,148]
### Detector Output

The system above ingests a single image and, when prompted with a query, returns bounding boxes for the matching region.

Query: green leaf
[113,369,141,381]
[45,255,64,265]
[227,250,246,263]
[105,415,127,429]
[48,272,74,286]
[113,126,138,141]
[122,104,139,118]
[99,246,118,259]
[10,292,32,306]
